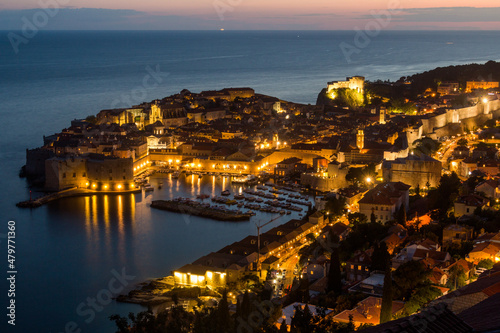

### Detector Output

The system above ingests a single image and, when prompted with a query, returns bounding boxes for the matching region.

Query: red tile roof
[459,293,500,332]
[359,182,410,206]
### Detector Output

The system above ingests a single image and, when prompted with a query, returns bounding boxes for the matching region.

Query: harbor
[145,170,314,222]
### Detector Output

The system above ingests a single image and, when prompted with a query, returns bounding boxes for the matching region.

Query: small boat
[221,190,231,196]
[172,171,181,179]
[197,194,210,200]
[144,184,154,192]
[286,211,292,215]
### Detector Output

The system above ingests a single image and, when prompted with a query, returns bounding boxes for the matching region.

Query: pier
[16,187,141,208]
[150,200,253,221]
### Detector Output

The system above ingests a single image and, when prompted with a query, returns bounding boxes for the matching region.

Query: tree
[324,196,347,217]
[413,137,441,156]
[380,268,393,324]
[433,172,462,217]
[371,242,390,271]
[347,212,367,225]
[403,285,442,315]
[291,303,314,332]
[387,98,417,115]
[327,246,342,295]
[457,138,468,146]
[393,261,430,299]
[345,164,376,186]
[477,259,495,270]
[340,222,390,261]
[346,167,364,186]
[241,290,251,318]
[396,204,407,227]
[329,88,365,108]
[415,184,421,198]
[446,265,467,290]
[216,289,231,333]
[371,210,377,223]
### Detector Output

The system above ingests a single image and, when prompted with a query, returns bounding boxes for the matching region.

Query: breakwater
[150,200,252,221]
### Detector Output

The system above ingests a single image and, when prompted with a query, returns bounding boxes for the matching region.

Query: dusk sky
[1,1,500,30]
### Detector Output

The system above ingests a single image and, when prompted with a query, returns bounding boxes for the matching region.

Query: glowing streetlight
[366,177,372,183]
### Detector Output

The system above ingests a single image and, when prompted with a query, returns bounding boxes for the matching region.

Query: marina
[144,171,314,221]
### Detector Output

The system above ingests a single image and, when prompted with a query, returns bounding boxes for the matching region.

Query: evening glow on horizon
[1,0,500,29]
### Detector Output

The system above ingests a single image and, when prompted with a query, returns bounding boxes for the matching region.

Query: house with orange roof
[466,242,500,264]
[444,259,475,280]
[427,265,449,286]
[392,238,442,269]
[475,179,500,199]
[454,194,489,217]
[330,296,405,328]
[382,224,407,254]
[358,182,410,224]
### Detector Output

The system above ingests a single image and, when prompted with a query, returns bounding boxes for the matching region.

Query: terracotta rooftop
[440,271,500,299]
[459,293,500,332]
[358,182,410,206]
[358,303,472,333]
[331,296,405,326]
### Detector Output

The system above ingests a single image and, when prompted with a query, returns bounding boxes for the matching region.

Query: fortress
[327,76,365,94]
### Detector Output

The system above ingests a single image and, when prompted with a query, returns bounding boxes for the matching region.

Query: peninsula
[18,61,500,332]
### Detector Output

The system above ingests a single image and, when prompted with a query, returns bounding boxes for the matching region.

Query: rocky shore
[116,276,220,307]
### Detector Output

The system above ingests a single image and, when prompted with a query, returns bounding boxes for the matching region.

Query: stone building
[45,156,88,191]
[358,182,410,224]
[454,194,489,217]
[327,76,365,94]
[86,155,134,191]
[443,224,474,246]
[466,81,499,93]
[382,154,442,189]
[438,82,459,95]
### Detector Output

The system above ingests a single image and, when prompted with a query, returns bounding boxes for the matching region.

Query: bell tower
[356,130,364,150]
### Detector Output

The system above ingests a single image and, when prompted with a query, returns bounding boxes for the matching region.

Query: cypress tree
[217,289,231,332]
[380,267,393,324]
[327,246,342,295]
[371,241,390,271]
[241,290,251,318]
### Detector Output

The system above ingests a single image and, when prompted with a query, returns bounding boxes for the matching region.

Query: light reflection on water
[39,174,310,333]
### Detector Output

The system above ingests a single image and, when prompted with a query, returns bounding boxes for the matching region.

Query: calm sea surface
[1,30,500,332]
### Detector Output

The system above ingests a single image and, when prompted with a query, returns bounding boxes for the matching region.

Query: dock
[150,200,252,222]
[16,187,141,208]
